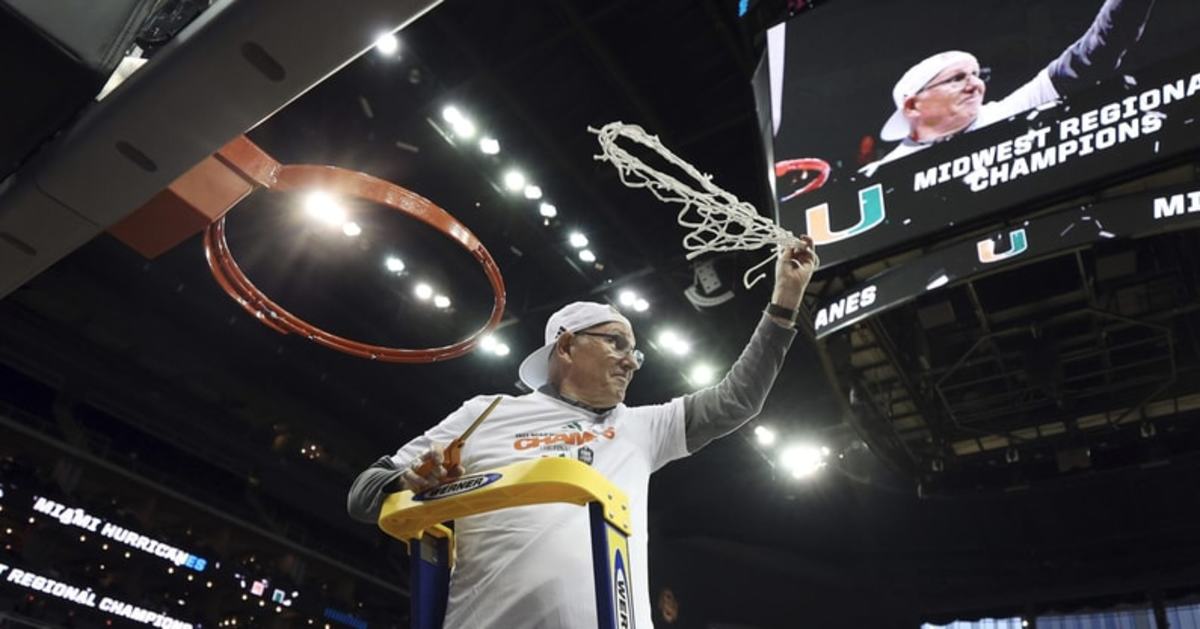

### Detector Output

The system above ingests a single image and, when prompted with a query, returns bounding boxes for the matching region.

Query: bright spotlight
[754,425,777,446]
[539,203,558,218]
[433,295,451,309]
[658,329,690,356]
[341,222,362,237]
[480,335,498,351]
[619,290,637,306]
[441,105,464,125]
[303,191,345,226]
[451,117,476,139]
[384,256,405,273]
[523,185,543,200]
[479,137,500,154]
[779,444,827,479]
[689,363,716,385]
[373,33,399,56]
[503,170,526,192]
[494,343,511,357]
[568,232,589,248]
[579,249,597,263]
[414,283,433,300]
[633,298,649,312]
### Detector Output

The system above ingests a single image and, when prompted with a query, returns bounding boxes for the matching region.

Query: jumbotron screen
[763,0,1200,270]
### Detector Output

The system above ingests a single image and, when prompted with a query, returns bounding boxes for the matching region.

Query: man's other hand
[400,443,466,493]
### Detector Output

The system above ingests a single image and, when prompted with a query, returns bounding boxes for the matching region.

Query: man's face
[561,321,639,406]
[904,58,986,141]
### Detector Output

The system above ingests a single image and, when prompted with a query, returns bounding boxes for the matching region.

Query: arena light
[633,298,649,312]
[477,334,511,357]
[303,191,345,226]
[373,33,399,56]
[523,185,543,200]
[479,137,500,155]
[441,105,464,125]
[414,283,433,300]
[341,222,362,237]
[618,290,637,306]
[451,116,476,139]
[657,329,690,356]
[539,203,558,218]
[689,363,716,386]
[433,295,452,309]
[778,443,828,479]
[384,256,405,273]
[579,249,597,263]
[503,170,526,192]
[569,232,589,248]
[754,425,777,446]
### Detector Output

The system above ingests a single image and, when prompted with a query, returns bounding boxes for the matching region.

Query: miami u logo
[977,229,1028,263]
[805,184,885,245]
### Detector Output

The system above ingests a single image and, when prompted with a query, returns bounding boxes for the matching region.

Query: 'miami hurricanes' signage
[31,496,207,571]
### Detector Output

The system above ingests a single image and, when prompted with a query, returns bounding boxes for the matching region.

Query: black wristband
[765,303,799,326]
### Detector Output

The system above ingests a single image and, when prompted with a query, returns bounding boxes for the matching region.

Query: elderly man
[348,239,818,628]
[865,0,1156,173]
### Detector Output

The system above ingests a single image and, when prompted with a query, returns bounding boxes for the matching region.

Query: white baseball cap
[880,51,978,141]
[518,301,633,390]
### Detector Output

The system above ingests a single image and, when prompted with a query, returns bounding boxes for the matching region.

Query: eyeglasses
[575,331,645,369]
[920,67,991,93]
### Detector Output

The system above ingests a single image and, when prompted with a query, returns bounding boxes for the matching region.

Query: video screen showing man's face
[768,0,1197,180]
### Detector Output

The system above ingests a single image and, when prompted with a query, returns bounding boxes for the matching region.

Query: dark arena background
[1,0,1199,627]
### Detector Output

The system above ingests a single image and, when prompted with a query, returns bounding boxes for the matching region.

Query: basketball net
[589,121,809,289]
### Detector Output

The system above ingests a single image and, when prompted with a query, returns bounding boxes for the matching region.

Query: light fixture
[689,363,716,385]
[495,343,511,357]
[657,329,690,356]
[479,137,500,154]
[341,222,362,237]
[441,105,464,125]
[303,191,346,226]
[523,185,543,200]
[539,203,558,218]
[414,283,434,300]
[451,116,476,139]
[384,256,405,273]
[579,249,597,263]
[779,443,828,479]
[568,232,589,248]
[633,298,649,312]
[480,335,498,351]
[373,33,399,56]
[618,290,637,306]
[433,295,452,309]
[503,170,526,192]
[754,425,777,446]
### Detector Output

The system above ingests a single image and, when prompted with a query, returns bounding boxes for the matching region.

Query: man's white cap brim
[880,50,978,142]
[880,110,913,143]
[517,301,632,390]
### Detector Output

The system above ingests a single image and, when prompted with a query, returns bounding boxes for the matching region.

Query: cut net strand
[589,121,799,288]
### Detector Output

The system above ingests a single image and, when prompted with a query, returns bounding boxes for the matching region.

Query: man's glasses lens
[577,332,644,368]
